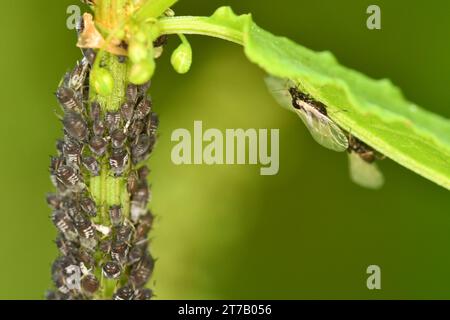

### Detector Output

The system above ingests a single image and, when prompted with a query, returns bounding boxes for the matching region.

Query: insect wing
[266,76,348,152]
[295,102,348,152]
[348,152,384,189]
[264,76,297,111]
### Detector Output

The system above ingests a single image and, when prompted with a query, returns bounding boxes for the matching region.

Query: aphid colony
[46,49,158,300]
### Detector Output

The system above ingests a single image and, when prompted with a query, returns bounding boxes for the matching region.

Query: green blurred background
[0,0,449,299]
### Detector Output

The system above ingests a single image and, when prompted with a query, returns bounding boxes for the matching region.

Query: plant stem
[158,16,244,45]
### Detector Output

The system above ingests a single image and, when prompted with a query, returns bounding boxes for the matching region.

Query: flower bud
[128,59,155,85]
[171,41,192,74]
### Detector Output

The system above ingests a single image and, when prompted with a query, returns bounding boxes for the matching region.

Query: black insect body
[105,111,122,132]
[82,156,100,176]
[63,139,83,169]
[109,148,129,176]
[81,274,100,295]
[128,242,147,265]
[89,136,108,157]
[111,240,129,264]
[109,205,122,227]
[134,211,154,242]
[347,135,382,163]
[70,58,90,91]
[56,165,82,190]
[147,112,159,137]
[126,84,139,105]
[90,102,101,122]
[129,253,154,288]
[128,119,145,140]
[82,48,96,66]
[102,261,121,279]
[63,112,89,142]
[46,193,63,210]
[131,134,152,164]
[80,196,97,217]
[52,211,77,240]
[134,99,152,120]
[134,288,153,300]
[56,87,82,112]
[111,129,127,149]
[73,213,96,240]
[116,224,133,243]
[99,239,112,254]
[113,286,135,300]
[55,234,79,257]
[92,119,106,137]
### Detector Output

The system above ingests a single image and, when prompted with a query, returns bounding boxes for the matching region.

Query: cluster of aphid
[46,41,160,299]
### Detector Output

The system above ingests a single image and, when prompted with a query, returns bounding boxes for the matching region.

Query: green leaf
[158,6,450,190]
[243,21,450,190]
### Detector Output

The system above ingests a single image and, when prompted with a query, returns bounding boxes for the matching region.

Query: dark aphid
[129,253,155,288]
[50,156,65,174]
[131,185,150,222]
[128,119,145,139]
[56,139,65,155]
[63,139,83,169]
[89,136,108,157]
[116,224,133,243]
[111,240,129,263]
[134,99,151,120]
[50,157,66,191]
[131,134,151,163]
[82,48,97,66]
[105,111,122,132]
[138,81,151,96]
[127,171,139,195]
[109,148,129,176]
[51,210,77,239]
[110,129,127,149]
[147,112,159,137]
[120,102,135,123]
[138,166,150,181]
[135,288,153,300]
[90,101,101,122]
[56,87,82,112]
[126,84,139,105]
[70,58,90,91]
[80,196,97,217]
[102,261,121,279]
[135,211,154,241]
[92,119,105,137]
[73,213,96,240]
[81,274,100,295]
[109,205,122,227]
[46,193,63,210]
[61,197,79,218]
[56,165,82,189]
[77,249,95,269]
[128,242,147,265]
[55,234,79,256]
[99,239,112,254]
[82,156,100,176]
[113,285,135,300]
[63,112,89,142]
[347,135,381,163]
[153,35,168,48]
